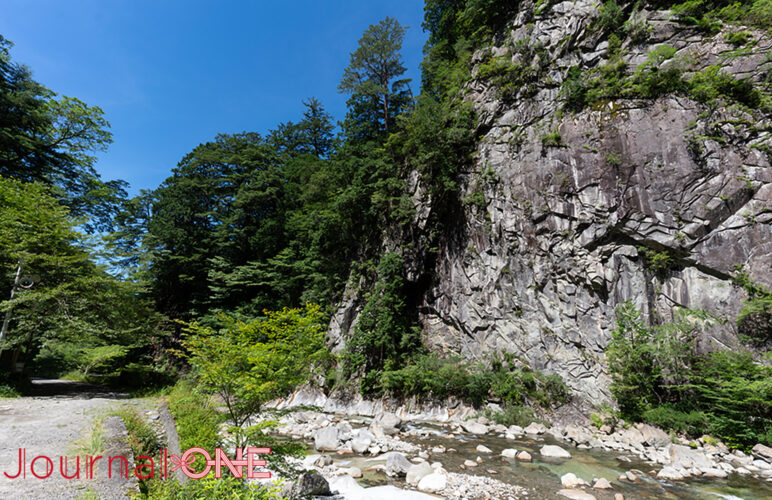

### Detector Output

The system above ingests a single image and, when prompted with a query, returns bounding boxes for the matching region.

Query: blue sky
[1,0,428,195]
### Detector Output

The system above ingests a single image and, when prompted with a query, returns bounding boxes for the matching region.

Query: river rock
[667,444,713,469]
[524,422,547,435]
[336,421,353,441]
[314,454,333,467]
[619,427,645,447]
[508,425,524,435]
[558,489,597,500]
[372,412,402,436]
[461,421,489,435]
[637,424,671,448]
[476,444,493,453]
[406,462,433,486]
[561,473,588,487]
[351,429,375,453]
[517,451,532,461]
[657,467,686,480]
[314,427,340,452]
[541,445,572,458]
[463,459,478,467]
[752,444,772,462]
[385,452,413,476]
[501,448,518,458]
[328,474,364,495]
[623,471,639,482]
[565,425,592,445]
[288,471,331,498]
[417,472,447,493]
[700,467,728,478]
[593,477,612,489]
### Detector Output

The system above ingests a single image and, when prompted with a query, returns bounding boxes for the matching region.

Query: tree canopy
[0,36,127,233]
[339,17,412,140]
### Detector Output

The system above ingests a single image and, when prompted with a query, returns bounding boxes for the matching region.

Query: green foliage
[0,177,162,379]
[597,0,627,32]
[642,405,707,435]
[166,380,224,453]
[561,37,768,113]
[391,95,476,223]
[379,352,571,409]
[667,0,772,32]
[0,384,20,398]
[589,411,619,429]
[689,65,761,108]
[345,253,420,382]
[182,304,328,446]
[638,246,677,276]
[489,405,537,427]
[690,351,772,448]
[541,131,563,147]
[626,45,686,98]
[624,12,653,44]
[339,17,412,138]
[724,30,752,46]
[474,40,549,100]
[607,302,771,448]
[606,152,622,166]
[562,66,589,111]
[733,269,772,344]
[716,0,772,29]
[0,35,126,232]
[607,302,713,417]
[146,475,281,500]
[112,406,162,458]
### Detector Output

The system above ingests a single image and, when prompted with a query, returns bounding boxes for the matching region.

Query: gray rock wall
[330,2,772,404]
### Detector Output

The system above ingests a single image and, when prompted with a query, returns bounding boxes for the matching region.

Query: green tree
[147,133,283,318]
[0,35,126,233]
[344,252,421,391]
[0,177,160,377]
[181,304,328,450]
[339,17,412,139]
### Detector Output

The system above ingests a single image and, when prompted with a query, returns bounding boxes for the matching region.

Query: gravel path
[0,379,129,499]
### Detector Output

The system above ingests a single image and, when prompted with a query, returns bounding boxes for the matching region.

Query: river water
[321,419,772,500]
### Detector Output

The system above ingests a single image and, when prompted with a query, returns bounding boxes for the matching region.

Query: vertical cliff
[330,1,772,404]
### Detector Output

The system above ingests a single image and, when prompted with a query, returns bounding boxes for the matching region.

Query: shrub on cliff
[380,352,571,410]
[607,301,772,448]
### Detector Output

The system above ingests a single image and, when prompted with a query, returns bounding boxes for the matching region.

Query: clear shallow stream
[322,419,772,500]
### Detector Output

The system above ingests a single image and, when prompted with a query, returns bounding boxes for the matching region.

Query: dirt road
[0,379,130,499]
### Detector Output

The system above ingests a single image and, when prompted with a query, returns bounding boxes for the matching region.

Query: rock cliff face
[331,2,772,403]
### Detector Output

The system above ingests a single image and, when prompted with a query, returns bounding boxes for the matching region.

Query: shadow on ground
[27,377,127,399]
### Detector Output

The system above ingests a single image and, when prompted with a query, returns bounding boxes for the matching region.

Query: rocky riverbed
[263,405,772,500]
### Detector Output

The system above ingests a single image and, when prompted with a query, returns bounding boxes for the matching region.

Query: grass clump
[690,65,762,108]
[724,30,753,46]
[0,384,21,398]
[541,131,564,147]
[488,405,538,427]
[166,380,224,453]
[111,406,162,459]
[74,416,106,456]
[733,268,772,345]
[380,352,571,410]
